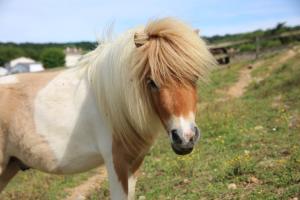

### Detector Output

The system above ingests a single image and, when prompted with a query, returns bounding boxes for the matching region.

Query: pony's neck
[76,32,163,154]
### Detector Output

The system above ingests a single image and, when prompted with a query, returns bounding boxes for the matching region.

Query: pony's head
[147,80,199,155]
[84,18,215,156]
[132,18,215,155]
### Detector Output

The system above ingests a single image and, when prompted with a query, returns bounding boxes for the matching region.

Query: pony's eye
[192,76,199,86]
[147,79,159,90]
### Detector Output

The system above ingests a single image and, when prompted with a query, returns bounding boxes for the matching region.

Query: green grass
[198,60,250,102]
[250,54,277,78]
[89,48,300,199]
[0,167,98,200]
[3,48,300,199]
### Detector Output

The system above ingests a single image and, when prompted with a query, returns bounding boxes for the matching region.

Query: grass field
[90,46,300,200]
[1,46,300,200]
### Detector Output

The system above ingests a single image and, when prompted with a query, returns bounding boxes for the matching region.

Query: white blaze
[168,112,196,143]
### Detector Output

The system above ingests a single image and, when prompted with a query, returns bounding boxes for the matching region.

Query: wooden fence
[208,30,300,64]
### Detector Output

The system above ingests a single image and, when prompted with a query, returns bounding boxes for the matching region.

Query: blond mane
[133,18,215,85]
[77,18,216,155]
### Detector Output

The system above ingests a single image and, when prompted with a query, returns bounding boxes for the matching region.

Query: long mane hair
[77,18,215,155]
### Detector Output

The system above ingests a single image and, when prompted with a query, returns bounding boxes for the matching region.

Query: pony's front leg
[128,156,145,200]
[106,139,146,200]
[106,156,129,200]
[128,173,137,200]
[106,160,138,200]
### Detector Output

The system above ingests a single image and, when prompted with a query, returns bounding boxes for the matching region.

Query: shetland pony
[0,18,215,199]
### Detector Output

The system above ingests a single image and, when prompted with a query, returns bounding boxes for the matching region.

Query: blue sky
[0,0,299,43]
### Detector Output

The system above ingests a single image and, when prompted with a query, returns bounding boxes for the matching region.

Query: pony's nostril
[194,126,199,137]
[171,129,182,144]
[193,126,200,141]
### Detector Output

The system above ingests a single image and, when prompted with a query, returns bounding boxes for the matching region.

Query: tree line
[0,23,299,68]
[0,42,97,68]
[204,23,300,52]
[205,22,300,43]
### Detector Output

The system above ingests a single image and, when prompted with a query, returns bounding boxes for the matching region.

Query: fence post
[255,36,260,59]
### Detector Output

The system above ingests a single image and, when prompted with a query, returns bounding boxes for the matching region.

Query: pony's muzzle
[170,126,200,155]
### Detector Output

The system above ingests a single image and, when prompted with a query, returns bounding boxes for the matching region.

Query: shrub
[261,39,282,49]
[0,46,24,66]
[41,48,65,68]
[239,43,256,52]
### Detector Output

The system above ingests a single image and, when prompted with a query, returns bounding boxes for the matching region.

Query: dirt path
[226,49,296,98]
[65,167,107,200]
[227,67,252,98]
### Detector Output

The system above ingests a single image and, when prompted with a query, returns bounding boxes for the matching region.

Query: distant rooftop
[64,47,82,55]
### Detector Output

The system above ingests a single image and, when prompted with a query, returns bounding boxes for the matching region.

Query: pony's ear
[134,32,149,48]
[194,29,200,35]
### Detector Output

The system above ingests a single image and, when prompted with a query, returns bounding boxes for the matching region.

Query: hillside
[1,46,299,200]
[205,23,300,44]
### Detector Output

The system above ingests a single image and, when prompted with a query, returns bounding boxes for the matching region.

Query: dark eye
[192,79,198,86]
[192,76,199,86]
[147,79,159,90]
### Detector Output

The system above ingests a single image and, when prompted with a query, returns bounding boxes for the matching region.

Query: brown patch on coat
[0,71,61,173]
[0,158,19,191]
[112,138,129,194]
[150,83,197,126]
[112,136,150,195]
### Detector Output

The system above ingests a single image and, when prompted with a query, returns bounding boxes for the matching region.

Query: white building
[6,57,44,74]
[65,47,83,67]
[9,57,35,67]
[29,63,44,72]
[0,67,8,76]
